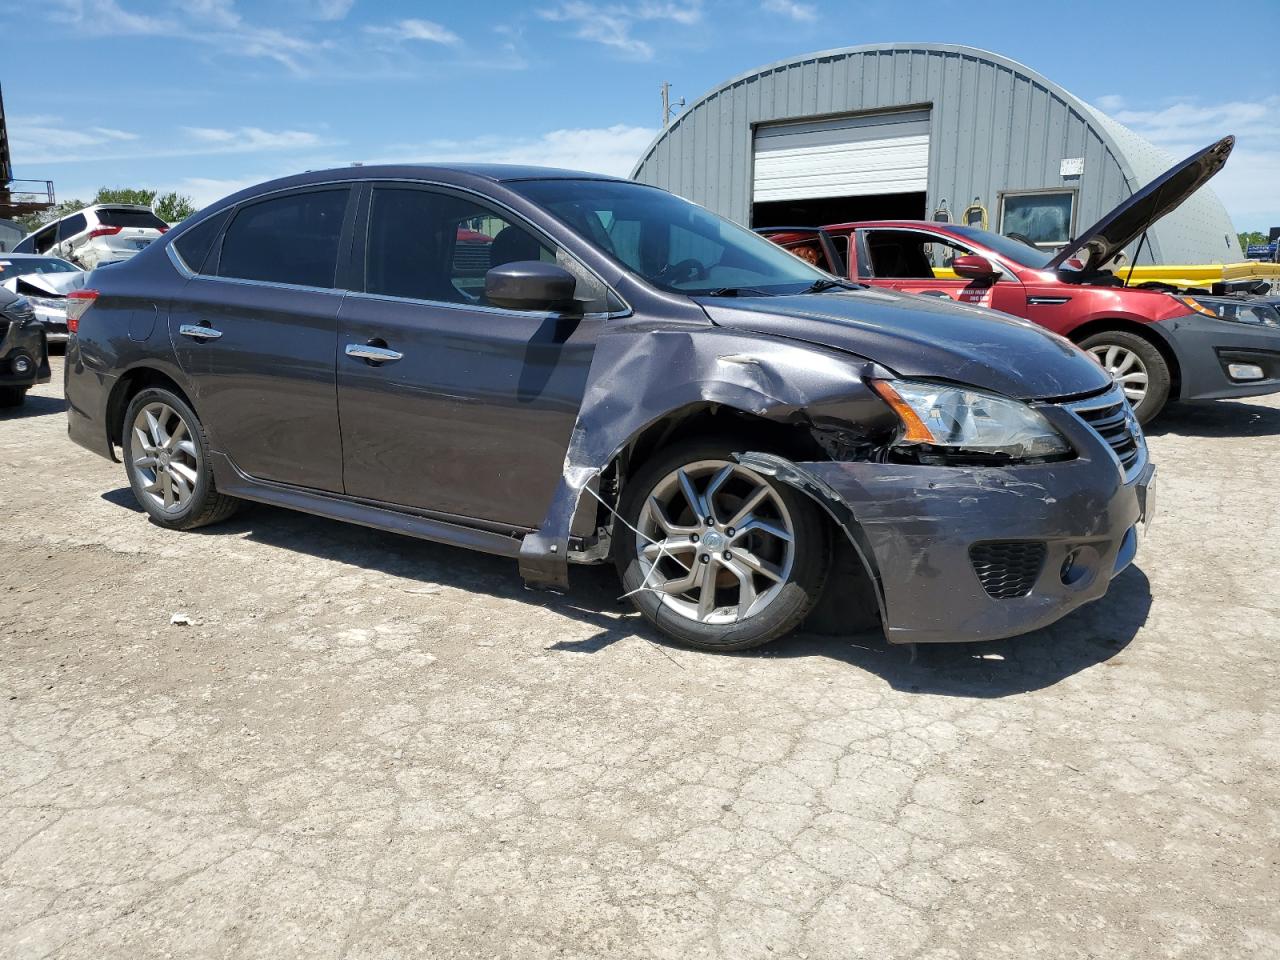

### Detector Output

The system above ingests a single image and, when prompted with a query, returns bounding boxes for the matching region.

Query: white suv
[15,204,169,269]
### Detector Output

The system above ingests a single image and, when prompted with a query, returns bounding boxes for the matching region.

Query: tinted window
[97,208,169,230]
[218,189,349,288]
[509,179,825,295]
[172,209,231,274]
[365,186,608,310]
[58,214,87,240]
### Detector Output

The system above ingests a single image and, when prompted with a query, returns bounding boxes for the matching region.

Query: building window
[998,190,1076,249]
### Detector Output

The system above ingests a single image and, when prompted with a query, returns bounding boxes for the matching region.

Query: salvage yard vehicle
[15,203,169,269]
[761,137,1280,424]
[0,253,86,345]
[0,285,51,407]
[64,165,1154,651]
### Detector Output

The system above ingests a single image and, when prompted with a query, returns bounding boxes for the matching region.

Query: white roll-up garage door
[753,109,931,203]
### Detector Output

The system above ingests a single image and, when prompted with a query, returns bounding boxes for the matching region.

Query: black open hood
[1046,135,1235,275]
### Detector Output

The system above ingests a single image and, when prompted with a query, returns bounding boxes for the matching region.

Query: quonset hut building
[632,43,1241,263]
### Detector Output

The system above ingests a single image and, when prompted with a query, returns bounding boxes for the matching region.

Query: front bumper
[0,325,51,388]
[752,405,1153,644]
[1157,313,1280,401]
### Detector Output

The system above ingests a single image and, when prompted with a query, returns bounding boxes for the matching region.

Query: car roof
[200,163,631,212]
[0,252,73,259]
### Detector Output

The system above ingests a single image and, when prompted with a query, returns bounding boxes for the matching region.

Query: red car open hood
[1046,135,1234,275]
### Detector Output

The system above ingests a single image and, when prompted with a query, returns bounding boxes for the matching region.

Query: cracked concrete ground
[2,357,1278,959]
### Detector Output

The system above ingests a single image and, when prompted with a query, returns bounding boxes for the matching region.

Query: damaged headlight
[1176,296,1279,327]
[870,380,1072,464]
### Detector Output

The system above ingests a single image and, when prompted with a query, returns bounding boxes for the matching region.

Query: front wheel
[122,387,239,530]
[1078,330,1171,424]
[0,387,28,408]
[614,440,830,652]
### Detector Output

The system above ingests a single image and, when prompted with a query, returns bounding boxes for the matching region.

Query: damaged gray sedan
[64,166,1154,651]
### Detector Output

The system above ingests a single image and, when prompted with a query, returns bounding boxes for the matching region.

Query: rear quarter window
[172,210,231,275]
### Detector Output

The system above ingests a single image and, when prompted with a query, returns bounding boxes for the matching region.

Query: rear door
[334,182,606,527]
[168,185,355,491]
[856,228,1025,314]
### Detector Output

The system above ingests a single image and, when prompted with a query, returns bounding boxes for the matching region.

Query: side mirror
[951,255,1000,280]
[484,261,577,312]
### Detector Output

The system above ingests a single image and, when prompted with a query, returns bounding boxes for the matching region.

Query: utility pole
[660,81,685,128]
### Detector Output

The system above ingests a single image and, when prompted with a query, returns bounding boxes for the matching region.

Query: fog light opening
[1060,550,1088,586]
[12,355,32,375]
[1227,363,1264,381]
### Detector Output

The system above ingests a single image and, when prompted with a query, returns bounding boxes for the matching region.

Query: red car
[761,136,1280,423]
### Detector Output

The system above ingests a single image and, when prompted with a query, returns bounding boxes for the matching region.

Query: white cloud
[538,1,702,60]
[181,127,326,151]
[7,116,142,155]
[12,119,334,165]
[364,18,461,45]
[49,0,322,73]
[311,0,353,20]
[1096,94,1280,230]
[51,0,175,34]
[761,0,817,21]
[385,125,659,177]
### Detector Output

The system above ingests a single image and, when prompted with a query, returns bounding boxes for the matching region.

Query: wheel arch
[578,403,885,630]
[1068,317,1183,400]
[106,364,197,451]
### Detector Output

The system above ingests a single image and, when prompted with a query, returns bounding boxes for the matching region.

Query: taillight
[157,225,169,233]
[86,226,123,240]
[65,289,99,333]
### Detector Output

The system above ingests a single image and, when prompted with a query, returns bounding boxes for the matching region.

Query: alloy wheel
[635,460,795,625]
[1088,343,1149,404]
[131,402,200,513]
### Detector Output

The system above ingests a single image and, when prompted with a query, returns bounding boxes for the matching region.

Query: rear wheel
[122,387,239,530]
[0,387,28,408]
[1079,330,1171,424]
[614,439,829,652]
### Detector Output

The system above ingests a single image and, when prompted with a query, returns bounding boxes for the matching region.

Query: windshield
[946,225,1056,269]
[0,256,79,277]
[509,179,828,295]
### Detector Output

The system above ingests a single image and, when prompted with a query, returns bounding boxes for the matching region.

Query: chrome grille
[452,240,493,277]
[1063,386,1147,480]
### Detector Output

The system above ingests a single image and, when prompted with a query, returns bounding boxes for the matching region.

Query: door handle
[345,343,403,364]
[179,323,222,341]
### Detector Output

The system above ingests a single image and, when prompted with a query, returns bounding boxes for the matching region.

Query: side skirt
[208,452,528,560]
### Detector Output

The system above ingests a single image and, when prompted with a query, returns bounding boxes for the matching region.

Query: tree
[95,187,156,206]
[1238,230,1268,252]
[153,192,197,223]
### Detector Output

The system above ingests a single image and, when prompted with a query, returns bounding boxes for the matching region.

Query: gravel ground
[2,357,1278,959]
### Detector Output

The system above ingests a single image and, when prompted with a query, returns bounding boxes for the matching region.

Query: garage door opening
[751,108,930,229]
[752,191,926,228]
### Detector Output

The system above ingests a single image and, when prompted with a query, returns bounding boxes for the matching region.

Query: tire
[0,387,27,408]
[122,387,239,530]
[1078,330,1171,424]
[614,438,830,652]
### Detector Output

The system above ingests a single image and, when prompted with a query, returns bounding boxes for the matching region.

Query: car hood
[1046,135,1235,275]
[0,270,86,297]
[698,287,1112,401]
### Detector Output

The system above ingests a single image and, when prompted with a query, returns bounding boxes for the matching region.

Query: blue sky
[5,0,1279,229]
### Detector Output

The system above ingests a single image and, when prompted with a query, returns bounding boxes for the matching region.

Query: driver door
[857,228,1025,314]
[334,182,607,528]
